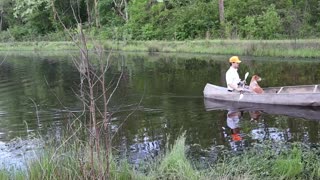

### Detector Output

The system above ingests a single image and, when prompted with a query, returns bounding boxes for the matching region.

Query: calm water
[0,52,320,168]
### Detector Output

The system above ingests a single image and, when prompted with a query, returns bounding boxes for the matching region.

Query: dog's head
[251,75,262,82]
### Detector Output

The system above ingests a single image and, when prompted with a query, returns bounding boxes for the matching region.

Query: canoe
[203,83,320,106]
[204,98,320,121]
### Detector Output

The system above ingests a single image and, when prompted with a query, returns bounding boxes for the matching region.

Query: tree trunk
[218,0,224,24]
[51,1,57,21]
[86,0,92,25]
[124,0,128,22]
[94,0,100,27]
[218,0,225,38]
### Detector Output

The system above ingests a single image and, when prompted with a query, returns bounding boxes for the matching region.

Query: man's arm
[227,83,243,92]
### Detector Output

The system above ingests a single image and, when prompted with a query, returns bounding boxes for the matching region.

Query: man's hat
[229,56,241,63]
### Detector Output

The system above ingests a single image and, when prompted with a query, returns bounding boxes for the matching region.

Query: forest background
[0,1,320,179]
[0,0,319,42]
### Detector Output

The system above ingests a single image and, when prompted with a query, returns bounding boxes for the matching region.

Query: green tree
[240,16,257,39]
[0,0,12,31]
[1,0,320,40]
[9,0,53,39]
[256,5,281,39]
[126,0,150,39]
[5,0,91,40]
[50,0,88,29]
[166,1,218,40]
[126,0,218,40]
[13,0,50,20]
[224,0,290,39]
[99,0,126,26]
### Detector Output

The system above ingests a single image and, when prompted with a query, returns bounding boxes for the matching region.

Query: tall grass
[156,133,199,179]
[1,135,320,179]
[104,39,320,58]
[1,39,320,58]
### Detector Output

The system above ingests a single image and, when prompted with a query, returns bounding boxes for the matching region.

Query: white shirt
[226,66,241,91]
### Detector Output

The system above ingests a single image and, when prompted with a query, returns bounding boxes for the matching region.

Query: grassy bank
[1,39,320,58]
[1,134,320,179]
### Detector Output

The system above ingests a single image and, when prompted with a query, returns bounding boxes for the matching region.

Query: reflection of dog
[249,111,262,121]
[249,75,264,94]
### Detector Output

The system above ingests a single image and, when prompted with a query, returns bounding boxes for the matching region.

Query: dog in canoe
[249,75,264,94]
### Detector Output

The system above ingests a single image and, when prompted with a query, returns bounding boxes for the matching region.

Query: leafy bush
[0,31,14,42]
[240,16,258,39]
[7,26,29,41]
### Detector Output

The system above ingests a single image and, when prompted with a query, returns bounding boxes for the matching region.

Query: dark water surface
[0,52,320,168]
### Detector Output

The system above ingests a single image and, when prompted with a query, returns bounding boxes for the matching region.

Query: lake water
[0,52,320,168]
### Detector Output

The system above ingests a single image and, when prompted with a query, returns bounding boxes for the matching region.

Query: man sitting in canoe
[226,56,245,92]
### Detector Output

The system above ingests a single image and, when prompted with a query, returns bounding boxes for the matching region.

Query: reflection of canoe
[203,83,320,106]
[204,98,320,121]
[251,127,290,142]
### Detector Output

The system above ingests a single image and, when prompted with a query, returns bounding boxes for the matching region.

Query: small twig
[111,84,145,140]
[106,61,124,106]
[23,120,29,134]
[49,123,83,163]
[29,98,40,127]
[0,52,8,66]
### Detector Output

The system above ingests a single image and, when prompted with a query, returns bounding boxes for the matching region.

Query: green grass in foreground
[1,135,320,179]
[1,39,320,58]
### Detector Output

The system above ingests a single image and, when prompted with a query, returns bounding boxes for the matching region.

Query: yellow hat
[229,56,241,63]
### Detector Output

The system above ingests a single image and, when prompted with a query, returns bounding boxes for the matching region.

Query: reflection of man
[227,110,242,142]
[225,110,247,152]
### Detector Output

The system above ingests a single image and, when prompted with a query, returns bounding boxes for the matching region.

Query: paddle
[243,72,249,85]
[239,72,249,100]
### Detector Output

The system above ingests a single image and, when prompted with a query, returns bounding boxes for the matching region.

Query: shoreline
[0,39,320,58]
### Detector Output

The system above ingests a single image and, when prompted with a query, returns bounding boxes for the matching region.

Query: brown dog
[249,75,264,94]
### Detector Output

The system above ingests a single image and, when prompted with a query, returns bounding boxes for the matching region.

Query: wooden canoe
[203,83,320,106]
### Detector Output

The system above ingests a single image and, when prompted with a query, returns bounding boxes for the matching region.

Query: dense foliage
[0,0,319,41]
